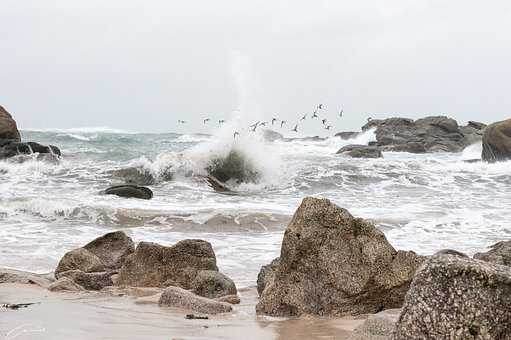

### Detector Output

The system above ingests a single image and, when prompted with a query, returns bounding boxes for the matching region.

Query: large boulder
[337,144,383,158]
[256,197,423,317]
[482,119,511,162]
[158,286,233,314]
[362,116,483,153]
[117,240,218,288]
[191,270,237,299]
[101,185,153,200]
[55,248,105,278]
[206,150,259,184]
[393,253,511,339]
[474,240,511,266]
[83,231,135,270]
[0,105,21,142]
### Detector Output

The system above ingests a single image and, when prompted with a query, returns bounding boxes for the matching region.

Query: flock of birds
[177,104,346,139]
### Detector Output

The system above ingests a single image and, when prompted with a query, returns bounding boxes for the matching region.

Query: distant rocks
[335,131,360,140]
[256,197,424,317]
[101,184,153,200]
[481,119,511,162]
[262,129,284,142]
[337,144,383,158]
[362,116,485,154]
[394,253,511,339]
[117,240,219,289]
[0,105,62,161]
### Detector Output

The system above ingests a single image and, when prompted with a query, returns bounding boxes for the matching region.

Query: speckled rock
[55,248,105,278]
[474,240,511,266]
[57,270,113,291]
[159,286,233,314]
[48,277,85,292]
[83,231,135,270]
[257,257,280,296]
[256,197,424,317]
[118,240,218,288]
[191,270,237,298]
[482,119,511,162]
[393,253,511,339]
[348,309,401,340]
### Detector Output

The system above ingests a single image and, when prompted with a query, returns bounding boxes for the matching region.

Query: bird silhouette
[178,120,186,124]
[339,108,343,117]
[280,120,287,128]
[322,119,327,125]
[301,114,307,121]
[312,111,318,118]
[203,118,210,124]
[325,125,332,130]
[292,124,298,132]
[272,118,278,125]
[234,131,240,139]
[318,104,324,110]
[219,120,225,125]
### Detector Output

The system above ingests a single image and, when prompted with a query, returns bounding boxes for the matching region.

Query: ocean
[0,126,509,288]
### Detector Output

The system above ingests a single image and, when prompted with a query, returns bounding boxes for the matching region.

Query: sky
[1,0,511,136]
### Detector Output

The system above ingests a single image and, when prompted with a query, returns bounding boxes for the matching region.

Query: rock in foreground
[101,185,153,200]
[118,240,218,288]
[55,248,105,277]
[83,230,135,270]
[393,253,511,339]
[191,270,237,299]
[159,286,233,314]
[256,197,423,317]
[481,119,511,162]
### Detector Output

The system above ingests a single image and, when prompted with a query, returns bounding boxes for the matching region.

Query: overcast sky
[1,0,510,135]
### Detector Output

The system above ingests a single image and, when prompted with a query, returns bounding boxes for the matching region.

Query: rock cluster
[481,119,511,162]
[256,197,424,317]
[337,144,383,158]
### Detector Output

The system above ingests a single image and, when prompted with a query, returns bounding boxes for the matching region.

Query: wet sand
[0,284,363,340]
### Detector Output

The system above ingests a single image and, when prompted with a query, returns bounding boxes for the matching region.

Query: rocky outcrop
[0,268,53,288]
[257,258,279,296]
[335,131,360,140]
[0,105,21,142]
[55,248,105,277]
[207,150,259,184]
[191,270,237,299]
[48,277,85,292]
[57,270,113,291]
[474,240,511,266]
[111,167,156,186]
[348,309,400,340]
[337,144,383,158]
[481,119,511,162]
[393,253,511,339]
[158,286,233,314]
[256,197,424,317]
[362,116,485,153]
[101,185,153,200]
[83,231,135,270]
[117,240,218,288]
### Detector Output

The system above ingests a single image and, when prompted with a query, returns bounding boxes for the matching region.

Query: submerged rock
[394,253,511,339]
[117,240,218,288]
[474,240,511,266]
[83,231,135,270]
[337,144,383,158]
[0,105,21,142]
[362,116,484,153]
[55,248,105,278]
[159,286,233,314]
[191,270,237,299]
[482,119,511,162]
[207,150,259,184]
[101,185,153,200]
[256,197,423,317]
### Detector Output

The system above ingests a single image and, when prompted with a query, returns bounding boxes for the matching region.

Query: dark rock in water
[262,129,284,142]
[55,248,105,278]
[257,257,279,296]
[205,175,233,193]
[101,185,153,200]
[207,150,259,184]
[393,254,511,339]
[337,144,383,158]
[0,141,61,160]
[362,116,484,153]
[83,231,135,270]
[335,131,360,140]
[159,286,233,314]
[117,240,218,288]
[57,270,113,291]
[191,270,237,299]
[463,158,481,163]
[474,240,511,266]
[284,136,325,142]
[0,105,21,142]
[256,197,424,317]
[111,167,157,186]
[481,119,511,162]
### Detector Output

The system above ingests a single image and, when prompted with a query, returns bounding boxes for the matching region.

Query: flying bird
[339,108,344,117]
[178,120,186,124]
[280,120,287,128]
[234,131,240,139]
[219,120,225,125]
[203,118,210,124]
[317,104,324,110]
[272,118,278,125]
[322,119,327,125]
[325,125,332,130]
[292,124,298,132]
[312,111,318,118]
[301,114,307,121]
